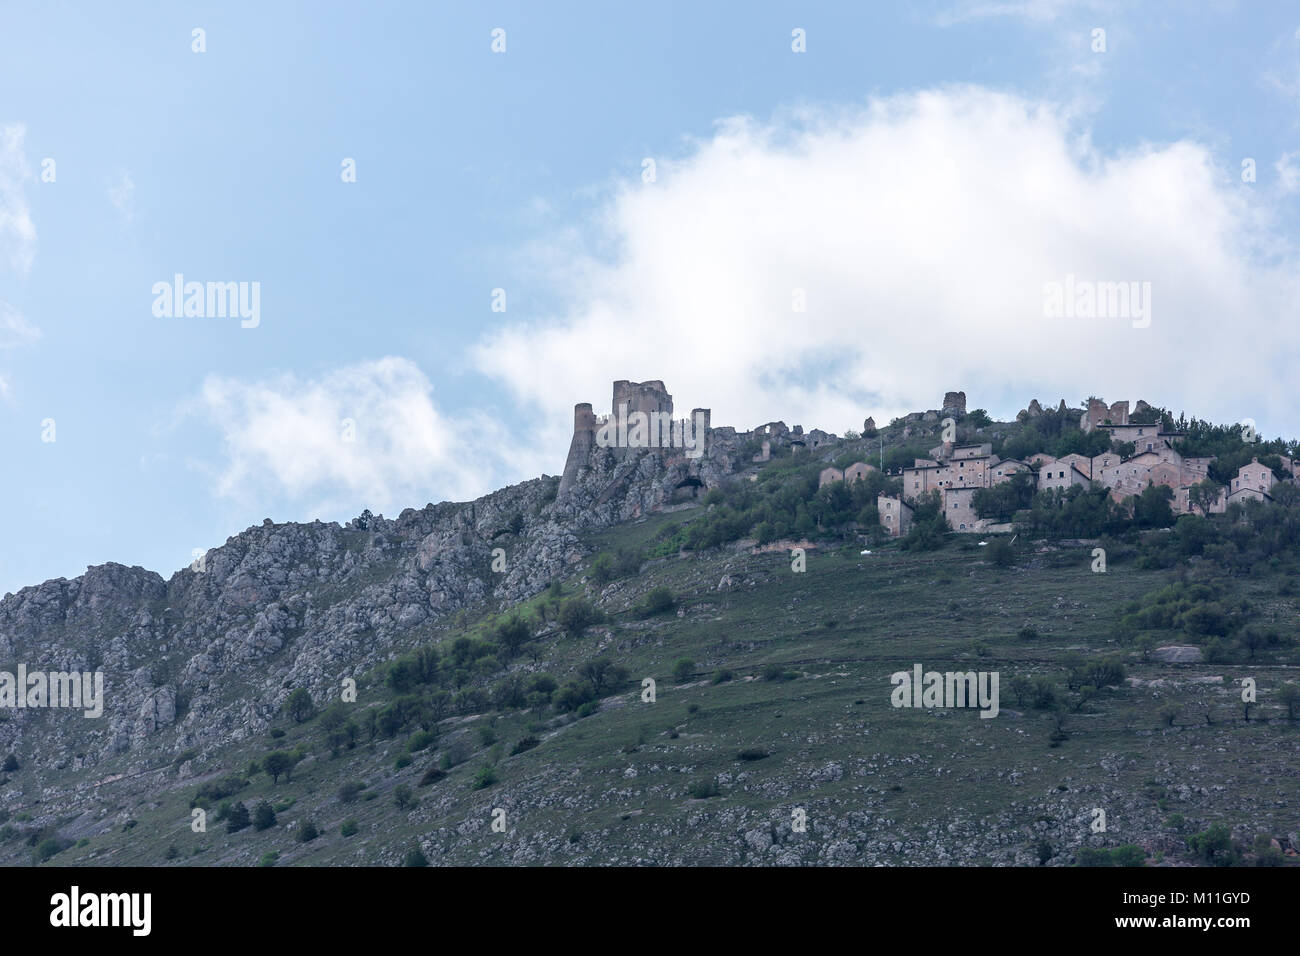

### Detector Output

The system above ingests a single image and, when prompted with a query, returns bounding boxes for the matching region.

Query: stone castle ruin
[559,381,714,498]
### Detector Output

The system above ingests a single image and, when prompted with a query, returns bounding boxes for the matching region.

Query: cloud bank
[473,87,1299,440]
[196,87,1300,512]
[192,357,544,516]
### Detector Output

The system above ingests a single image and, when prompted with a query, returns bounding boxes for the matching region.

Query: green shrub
[296,820,319,843]
[637,587,677,618]
[1076,847,1113,867]
[225,801,251,834]
[672,658,694,683]
[689,779,720,799]
[471,765,498,790]
[338,781,364,804]
[1187,824,1238,866]
[33,836,71,863]
[191,774,249,807]
[341,819,358,837]
[252,800,277,831]
[510,735,540,756]
[1111,845,1146,867]
[285,687,315,723]
[407,730,437,753]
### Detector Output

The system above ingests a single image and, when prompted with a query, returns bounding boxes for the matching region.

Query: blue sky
[2,0,1300,597]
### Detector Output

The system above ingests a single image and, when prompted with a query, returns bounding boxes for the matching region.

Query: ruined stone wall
[612,380,673,419]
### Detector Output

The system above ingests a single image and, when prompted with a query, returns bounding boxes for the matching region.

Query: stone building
[877,495,913,537]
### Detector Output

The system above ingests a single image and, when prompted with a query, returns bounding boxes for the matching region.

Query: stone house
[877,495,913,537]
[992,459,1030,481]
[820,461,878,488]
[844,462,877,483]
[1038,461,1091,492]
[1097,422,1159,450]
[1232,458,1276,496]
[943,486,986,532]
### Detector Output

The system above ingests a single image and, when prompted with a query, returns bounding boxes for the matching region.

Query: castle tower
[558,403,597,497]
[612,380,673,419]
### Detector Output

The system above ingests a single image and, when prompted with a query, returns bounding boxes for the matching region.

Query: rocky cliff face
[0,430,756,781]
[0,475,587,775]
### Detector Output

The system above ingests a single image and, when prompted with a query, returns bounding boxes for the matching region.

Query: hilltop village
[862,393,1291,537]
[557,381,1291,539]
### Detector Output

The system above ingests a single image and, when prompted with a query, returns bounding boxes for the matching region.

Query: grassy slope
[21,507,1300,867]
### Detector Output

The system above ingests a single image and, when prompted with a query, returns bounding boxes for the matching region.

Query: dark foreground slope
[4,507,1297,866]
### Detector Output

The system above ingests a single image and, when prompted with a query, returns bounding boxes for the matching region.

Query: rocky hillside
[2,406,1297,867]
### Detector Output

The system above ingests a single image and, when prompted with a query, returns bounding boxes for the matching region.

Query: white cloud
[472,88,1300,441]
[107,171,135,222]
[0,301,39,349]
[1277,151,1300,194]
[0,124,36,275]
[191,357,548,515]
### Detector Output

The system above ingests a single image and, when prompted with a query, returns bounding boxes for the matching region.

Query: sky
[2,0,1300,597]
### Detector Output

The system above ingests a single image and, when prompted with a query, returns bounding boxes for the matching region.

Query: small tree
[494,615,531,658]
[286,688,315,723]
[296,820,319,843]
[672,658,695,683]
[1187,824,1236,866]
[637,587,677,618]
[263,750,295,784]
[225,802,251,834]
[557,598,605,637]
[252,800,277,831]
[393,784,416,811]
